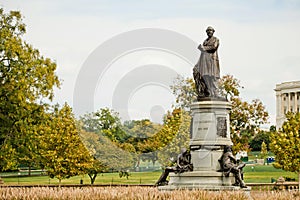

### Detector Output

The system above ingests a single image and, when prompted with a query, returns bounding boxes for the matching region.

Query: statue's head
[181,147,187,154]
[206,26,215,32]
[206,26,215,37]
[224,145,232,153]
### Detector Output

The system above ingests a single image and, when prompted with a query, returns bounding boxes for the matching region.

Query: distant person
[193,26,220,99]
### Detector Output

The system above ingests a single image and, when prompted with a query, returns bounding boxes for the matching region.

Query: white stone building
[274,81,300,129]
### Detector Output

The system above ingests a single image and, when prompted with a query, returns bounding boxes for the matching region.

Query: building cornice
[274,81,300,91]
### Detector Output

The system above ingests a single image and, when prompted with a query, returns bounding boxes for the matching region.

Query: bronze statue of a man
[155,148,193,186]
[193,26,220,99]
[219,145,247,188]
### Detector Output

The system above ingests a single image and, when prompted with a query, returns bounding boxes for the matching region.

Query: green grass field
[1,171,161,185]
[1,165,298,185]
[243,165,297,183]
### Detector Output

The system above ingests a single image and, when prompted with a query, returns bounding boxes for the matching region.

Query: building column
[296,92,299,113]
[294,92,298,113]
[276,93,281,117]
[281,93,285,115]
[288,93,291,112]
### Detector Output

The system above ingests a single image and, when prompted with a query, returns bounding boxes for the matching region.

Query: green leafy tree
[230,97,268,134]
[38,104,92,183]
[79,130,108,184]
[231,131,251,154]
[134,109,182,153]
[86,158,106,184]
[122,119,162,168]
[260,141,268,160]
[117,109,182,170]
[80,130,134,172]
[157,110,191,167]
[80,108,128,143]
[270,112,300,189]
[80,130,120,184]
[80,109,138,170]
[0,9,60,171]
[250,131,271,151]
[80,108,183,170]
[170,77,197,109]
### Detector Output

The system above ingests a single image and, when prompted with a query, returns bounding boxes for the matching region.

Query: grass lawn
[1,165,298,185]
[243,165,298,183]
[1,171,162,185]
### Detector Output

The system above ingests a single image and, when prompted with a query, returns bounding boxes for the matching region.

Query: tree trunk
[88,173,97,184]
[28,165,31,176]
[136,157,140,171]
[152,153,157,168]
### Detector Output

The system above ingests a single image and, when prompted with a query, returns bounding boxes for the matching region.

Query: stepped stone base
[168,171,234,186]
[158,184,251,192]
[158,171,251,198]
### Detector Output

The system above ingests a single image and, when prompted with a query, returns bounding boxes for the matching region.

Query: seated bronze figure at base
[155,148,193,186]
[219,145,247,188]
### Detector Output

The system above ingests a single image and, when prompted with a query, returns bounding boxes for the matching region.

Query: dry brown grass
[251,190,299,200]
[0,186,298,200]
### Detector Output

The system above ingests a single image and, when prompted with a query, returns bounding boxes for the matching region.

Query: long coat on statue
[193,36,220,98]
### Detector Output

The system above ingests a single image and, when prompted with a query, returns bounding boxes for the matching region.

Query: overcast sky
[2,0,300,126]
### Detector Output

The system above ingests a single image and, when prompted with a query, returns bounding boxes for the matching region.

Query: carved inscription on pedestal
[192,113,214,140]
[217,117,227,137]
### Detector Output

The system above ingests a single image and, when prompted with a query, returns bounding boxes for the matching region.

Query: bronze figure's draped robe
[193,33,220,99]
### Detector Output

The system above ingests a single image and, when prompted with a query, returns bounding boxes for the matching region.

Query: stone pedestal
[159,100,250,195]
[189,100,232,172]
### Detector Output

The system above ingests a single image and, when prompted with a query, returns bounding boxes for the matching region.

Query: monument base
[168,171,234,186]
[158,184,251,192]
[158,171,252,199]
[158,184,252,199]
[157,100,251,198]
[158,172,251,198]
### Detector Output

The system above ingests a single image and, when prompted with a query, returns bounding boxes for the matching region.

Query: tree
[270,112,300,190]
[113,109,182,170]
[157,110,191,167]
[80,108,183,170]
[249,131,271,151]
[133,109,182,153]
[260,141,268,160]
[0,9,60,171]
[218,74,242,100]
[80,130,134,172]
[122,119,162,168]
[80,108,128,143]
[80,108,139,171]
[85,158,107,184]
[79,130,108,184]
[230,97,269,134]
[170,77,197,109]
[38,104,92,183]
[231,131,251,154]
